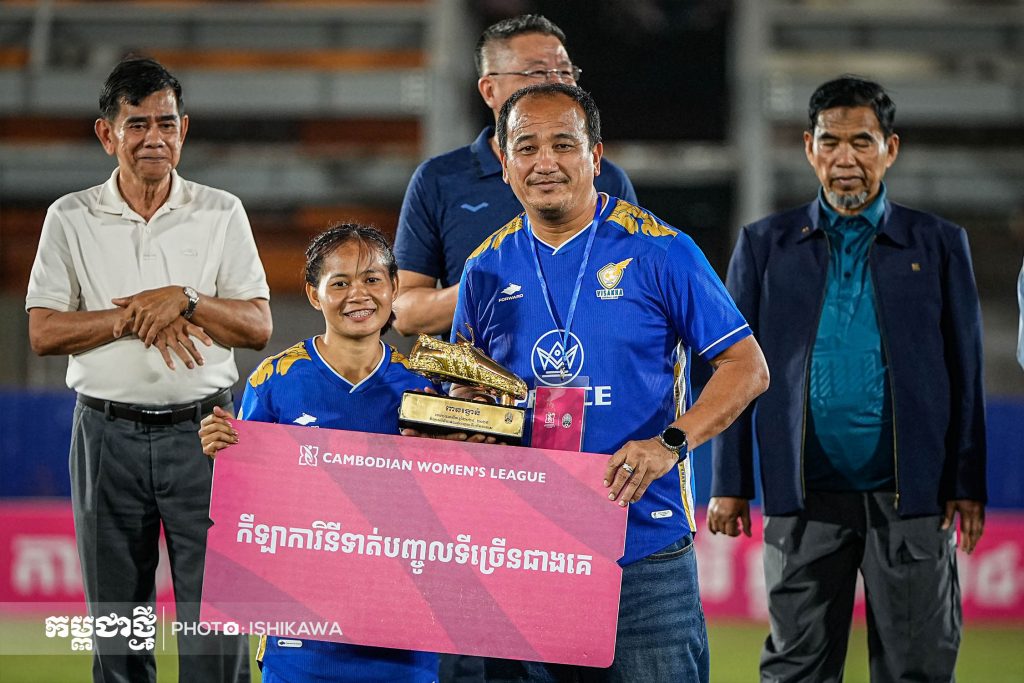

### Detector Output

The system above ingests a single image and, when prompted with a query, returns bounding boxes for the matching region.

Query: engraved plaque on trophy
[399,331,528,444]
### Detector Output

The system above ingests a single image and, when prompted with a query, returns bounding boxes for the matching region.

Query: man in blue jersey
[393,14,636,336]
[710,76,986,682]
[450,83,769,682]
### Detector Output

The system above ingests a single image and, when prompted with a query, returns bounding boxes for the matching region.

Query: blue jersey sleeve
[394,162,444,279]
[237,380,275,423]
[662,232,751,360]
[450,261,480,345]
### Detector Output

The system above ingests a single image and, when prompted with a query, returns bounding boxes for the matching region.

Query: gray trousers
[70,399,249,683]
[760,491,961,683]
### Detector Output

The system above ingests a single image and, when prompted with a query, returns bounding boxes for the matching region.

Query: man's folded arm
[392,270,459,336]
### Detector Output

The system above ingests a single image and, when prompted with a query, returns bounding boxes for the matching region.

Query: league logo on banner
[200,421,627,667]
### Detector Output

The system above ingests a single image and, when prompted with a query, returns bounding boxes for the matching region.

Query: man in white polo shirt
[25,57,271,683]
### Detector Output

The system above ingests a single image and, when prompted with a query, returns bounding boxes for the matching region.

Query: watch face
[662,427,687,450]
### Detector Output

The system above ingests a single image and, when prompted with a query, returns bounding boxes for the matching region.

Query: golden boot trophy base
[400,332,529,444]
[398,391,526,444]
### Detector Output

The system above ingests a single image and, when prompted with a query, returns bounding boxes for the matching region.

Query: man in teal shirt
[710,76,986,682]
[806,185,893,491]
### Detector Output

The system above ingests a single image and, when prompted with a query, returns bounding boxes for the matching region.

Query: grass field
[1,618,1022,682]
[706,620,1024,682]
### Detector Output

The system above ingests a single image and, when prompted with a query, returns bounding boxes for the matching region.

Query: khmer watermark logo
[44,606,157,652]
[41,606,344,653]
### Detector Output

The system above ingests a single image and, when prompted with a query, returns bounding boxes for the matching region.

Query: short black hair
[304,223,399,333]
[474,14,566,77]
[808,75,896,138]
[496,83,601,153]
[99,57,184,121]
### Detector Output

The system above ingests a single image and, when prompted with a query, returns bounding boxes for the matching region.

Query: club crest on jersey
[531,330,584,386]
[596,258,633,300]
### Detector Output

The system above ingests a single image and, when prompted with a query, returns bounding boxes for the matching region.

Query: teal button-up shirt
[805,185,895,491]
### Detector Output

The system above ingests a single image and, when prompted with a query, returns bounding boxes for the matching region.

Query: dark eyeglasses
[486,66,582,83]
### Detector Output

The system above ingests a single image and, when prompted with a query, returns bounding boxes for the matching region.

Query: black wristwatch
[182,286,200,320]
[656,426,689,464]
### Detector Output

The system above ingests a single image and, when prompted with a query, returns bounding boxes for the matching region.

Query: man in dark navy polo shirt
[392,14,636,336]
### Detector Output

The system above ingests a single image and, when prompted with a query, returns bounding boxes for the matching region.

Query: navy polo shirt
[806,185,895,491]
[395,126,637,288]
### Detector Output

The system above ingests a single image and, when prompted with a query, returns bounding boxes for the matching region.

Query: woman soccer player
[199,223,439,683]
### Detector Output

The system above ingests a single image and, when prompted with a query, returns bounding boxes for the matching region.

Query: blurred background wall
[1,0,1023,647]
[1,0,1023,392]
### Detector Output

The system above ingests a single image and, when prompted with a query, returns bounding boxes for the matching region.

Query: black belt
[77,388,233,425]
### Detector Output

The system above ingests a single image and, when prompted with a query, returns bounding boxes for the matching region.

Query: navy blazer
[712,198,987,516]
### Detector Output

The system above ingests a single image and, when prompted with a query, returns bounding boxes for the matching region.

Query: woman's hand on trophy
[199,405,238,459]
[603,437,680,506]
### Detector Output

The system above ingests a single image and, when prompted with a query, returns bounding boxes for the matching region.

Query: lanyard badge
[524,196,606,449]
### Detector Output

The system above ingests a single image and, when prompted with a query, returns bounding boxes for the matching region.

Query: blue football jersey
[452,196,751,564]
[239,338,438,683]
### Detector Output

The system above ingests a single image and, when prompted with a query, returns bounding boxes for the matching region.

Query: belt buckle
[133,406,174,417]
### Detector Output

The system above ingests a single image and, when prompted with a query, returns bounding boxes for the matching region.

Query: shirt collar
[470,126,503,179]
[310,338,388,393]
[818,183,887,230]
[95,168,190,217]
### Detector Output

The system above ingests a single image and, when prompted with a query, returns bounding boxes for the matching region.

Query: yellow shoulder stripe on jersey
[671,356,696,530]
[249,341,311,388]
[256,634,266,662]
[390,347,412,368]
[467,215,525,260]
[606,200,678,238]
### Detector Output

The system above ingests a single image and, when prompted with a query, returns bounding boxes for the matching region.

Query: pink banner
[3,502,1022,625]
[695,508,1024,622]
[199,420,628,667]
[0,501,173,613]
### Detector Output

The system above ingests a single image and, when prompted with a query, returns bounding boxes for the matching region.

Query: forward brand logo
[498,282,524,303]
[293,413,317,426]
[460,202,489,213]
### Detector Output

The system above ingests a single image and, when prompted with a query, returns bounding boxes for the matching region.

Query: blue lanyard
[525,194,604,379]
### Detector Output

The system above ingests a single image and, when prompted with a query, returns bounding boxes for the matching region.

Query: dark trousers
[760,491,961,683]
[441,535,709,683]
[70,400,249,683]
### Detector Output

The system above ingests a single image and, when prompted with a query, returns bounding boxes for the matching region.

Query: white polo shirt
[26,169,271,404]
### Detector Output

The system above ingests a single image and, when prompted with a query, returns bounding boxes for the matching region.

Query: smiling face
[95,88,188,189]
[500,93,602,231]
[306,240,397,344]
[805,105,899,215]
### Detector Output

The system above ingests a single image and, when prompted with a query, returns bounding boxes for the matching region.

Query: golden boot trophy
[399,329,528,443]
